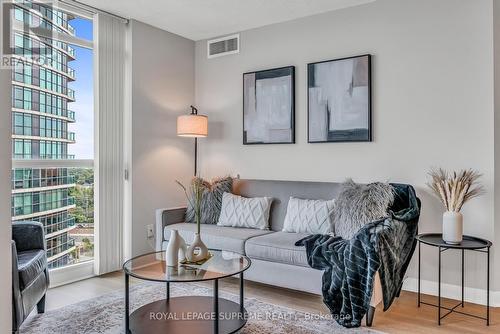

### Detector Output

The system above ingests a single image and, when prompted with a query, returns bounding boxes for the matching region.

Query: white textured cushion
[217,192,273,230]
[282,197,335,234]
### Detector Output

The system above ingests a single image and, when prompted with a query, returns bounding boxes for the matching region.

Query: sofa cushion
[185,176,233,225]
[333,179,394,239]
[164,223,272,254]
[282,197,335,234]
[17,249,47,290]
[233,179,342,231]
[217,192,273,230]
[245,231,310,267]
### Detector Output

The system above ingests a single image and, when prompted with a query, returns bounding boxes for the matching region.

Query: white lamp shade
[177,114,208,137]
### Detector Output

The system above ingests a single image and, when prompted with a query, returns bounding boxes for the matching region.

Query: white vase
[186,233,209,262]
[166,230,187,266]
[442,211,463,244]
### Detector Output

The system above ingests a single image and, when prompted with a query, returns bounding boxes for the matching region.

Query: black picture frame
[243,66,295,145]
[307,54,372,143]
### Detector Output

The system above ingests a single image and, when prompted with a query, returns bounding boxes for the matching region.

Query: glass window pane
[14,140,23,154]
[11,11,94,270]
[14,34,23,47]
[14,113,23,126]
[24,115,31,126]
[15,169,23,180]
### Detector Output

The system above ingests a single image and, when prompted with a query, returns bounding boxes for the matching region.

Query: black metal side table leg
[240,272,244,312]
[214,279,219,334]
[461,249,464,307]
[418,241,421,307]
[125,273,130,334]
[438,246,441,326]
[487,246,490,326]
[166,281,170,301]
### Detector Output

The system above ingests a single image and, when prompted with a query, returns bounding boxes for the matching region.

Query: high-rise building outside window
[9,0,94,270]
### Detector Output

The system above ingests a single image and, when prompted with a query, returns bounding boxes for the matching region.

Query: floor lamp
[177,106,208,176]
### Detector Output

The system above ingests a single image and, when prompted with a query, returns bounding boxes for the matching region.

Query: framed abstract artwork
[243,66,295,144]
[308,54,372,143]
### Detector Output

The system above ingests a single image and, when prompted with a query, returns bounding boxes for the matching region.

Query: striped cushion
[186,176,233,224]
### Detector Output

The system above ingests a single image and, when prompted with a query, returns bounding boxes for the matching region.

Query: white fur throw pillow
[217,192,273,230]
[282,197,335,234]
[333,179,394,239]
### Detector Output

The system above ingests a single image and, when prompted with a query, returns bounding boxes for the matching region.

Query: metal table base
[417,236,490,326]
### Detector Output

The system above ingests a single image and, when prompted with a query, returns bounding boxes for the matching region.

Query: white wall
[0,2,12,326]
[494,0,500,295]
[0,0,12,324]
[129,20,195,256]
[195,0,497,299]
[0,67,12,333]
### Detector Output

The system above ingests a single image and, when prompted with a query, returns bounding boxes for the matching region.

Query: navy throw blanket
[296,183,421,328]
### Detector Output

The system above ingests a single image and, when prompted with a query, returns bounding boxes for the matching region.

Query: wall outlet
[147,224,154,239]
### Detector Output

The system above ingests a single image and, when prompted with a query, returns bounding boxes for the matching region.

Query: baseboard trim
[402,277,500,307]
[49,260,95,288]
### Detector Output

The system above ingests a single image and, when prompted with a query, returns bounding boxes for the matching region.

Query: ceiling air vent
[207,34,240,59]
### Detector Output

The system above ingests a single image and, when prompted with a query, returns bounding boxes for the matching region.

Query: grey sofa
[156,179,383,324]
[12,221,49,333]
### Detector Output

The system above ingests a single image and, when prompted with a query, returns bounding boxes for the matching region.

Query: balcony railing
[68,132,76,142]
[67,110,76,121]
[67,45,75,58]
[34,154,76,160]
[68,88,75,100]
[67,24,76,36]
[47,238,75,258]
[67,67,75,79]
[11,196,76,217]
[12,175,76,190]
[38,176,75,187]
[53,40,75,58]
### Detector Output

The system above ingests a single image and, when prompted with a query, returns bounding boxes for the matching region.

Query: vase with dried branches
[175,178,209,262]
[427,168,483,244]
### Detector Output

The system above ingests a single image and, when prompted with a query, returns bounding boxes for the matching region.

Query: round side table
[416,233,492,326]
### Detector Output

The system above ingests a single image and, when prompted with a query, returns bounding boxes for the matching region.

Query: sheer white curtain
[93,12,126,275]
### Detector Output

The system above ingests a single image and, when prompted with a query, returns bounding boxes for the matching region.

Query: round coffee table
[123,249,251,334]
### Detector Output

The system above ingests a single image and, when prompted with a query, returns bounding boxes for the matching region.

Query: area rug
[20,281,384,333]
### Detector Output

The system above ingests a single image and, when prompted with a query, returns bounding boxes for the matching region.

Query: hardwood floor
[40,271,498,334]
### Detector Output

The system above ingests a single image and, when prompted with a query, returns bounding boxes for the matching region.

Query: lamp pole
[191,105,198,176]
[194,137,197,176]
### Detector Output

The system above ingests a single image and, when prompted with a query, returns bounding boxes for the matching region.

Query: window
[23,140,31,158]
[11,2,95,274]
[24,89,31,109]
[13,139,33,159]
[15,7,23,21]
[13,112,24,135]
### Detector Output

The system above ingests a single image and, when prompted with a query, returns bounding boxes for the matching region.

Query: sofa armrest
[12,221,46,252]
[155,207,186,251]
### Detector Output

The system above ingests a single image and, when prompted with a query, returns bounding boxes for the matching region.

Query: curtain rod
[59,0,129,23]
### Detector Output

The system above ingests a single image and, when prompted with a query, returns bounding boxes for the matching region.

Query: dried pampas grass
[427,168,484,212]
